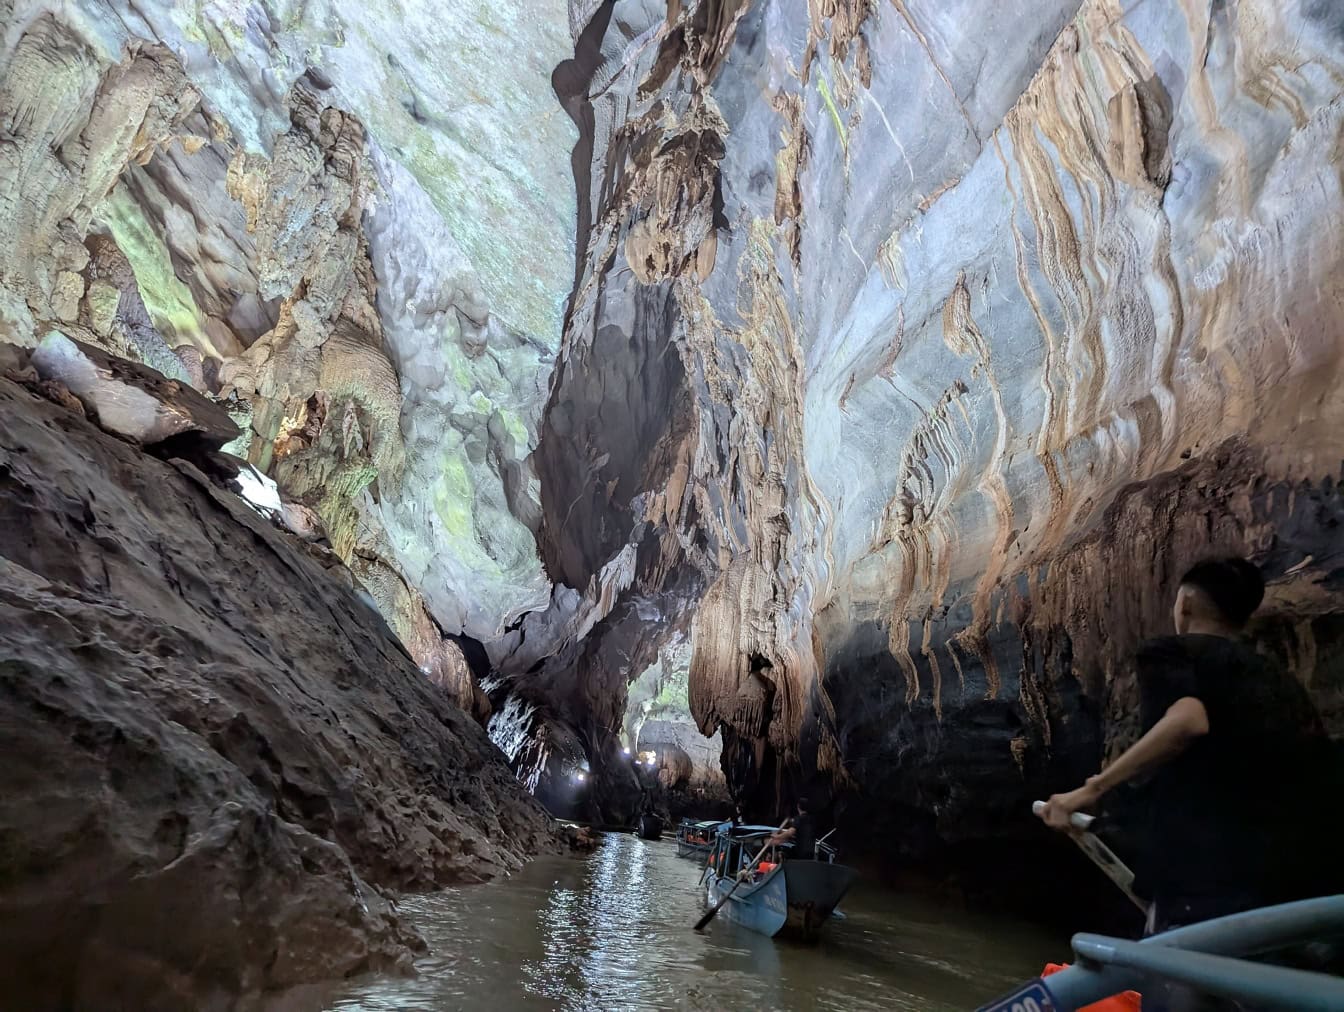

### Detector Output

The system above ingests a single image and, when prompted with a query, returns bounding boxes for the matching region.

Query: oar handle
[1033,799,1095,830]
[1033,802,1147,913]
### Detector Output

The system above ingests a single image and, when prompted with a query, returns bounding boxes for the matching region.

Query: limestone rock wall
[5,0,1344,905]
[0,1,578,698]
[626,640,731,802]
[549,0,1344,849]
[0,5,586,1000]
[639,719,727,791]
[0,376,553,1007]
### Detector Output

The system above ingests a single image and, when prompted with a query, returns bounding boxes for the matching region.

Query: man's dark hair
[1180,556,1265,628]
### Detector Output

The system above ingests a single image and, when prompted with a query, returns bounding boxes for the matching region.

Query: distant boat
[700,825,856,940]
[636,812,664,840]
[676,818,728,858]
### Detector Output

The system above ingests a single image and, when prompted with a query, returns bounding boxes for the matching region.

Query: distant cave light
[233,462,282,518]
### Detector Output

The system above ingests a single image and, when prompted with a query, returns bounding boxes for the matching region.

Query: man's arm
[1039,696,1209,830]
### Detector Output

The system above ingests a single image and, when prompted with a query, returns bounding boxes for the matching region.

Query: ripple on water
[327,834,1062,1012]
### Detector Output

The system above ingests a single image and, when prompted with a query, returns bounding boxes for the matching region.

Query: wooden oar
[1033,801,1148,913]
[694,825,784,932]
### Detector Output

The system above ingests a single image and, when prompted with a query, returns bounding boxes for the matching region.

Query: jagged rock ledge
[0,376,554,1009]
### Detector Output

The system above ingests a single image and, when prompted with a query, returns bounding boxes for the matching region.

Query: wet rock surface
[825,438,1344,918]
[0,377,553,1009]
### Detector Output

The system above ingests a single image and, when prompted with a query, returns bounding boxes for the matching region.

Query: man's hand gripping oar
[1033,800,1149,915]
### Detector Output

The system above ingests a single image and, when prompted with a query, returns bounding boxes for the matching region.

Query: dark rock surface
[824,437,1344,915]
[0,377,553,1009]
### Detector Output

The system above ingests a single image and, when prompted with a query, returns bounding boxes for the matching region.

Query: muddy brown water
[326,832,1065,1011]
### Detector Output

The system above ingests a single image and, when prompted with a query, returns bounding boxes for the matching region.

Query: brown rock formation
[29,332,240,449]
[0,376,552,1008]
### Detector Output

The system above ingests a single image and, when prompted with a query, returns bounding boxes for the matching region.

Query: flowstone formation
[0,0,575,701]
[541,0,1344,877]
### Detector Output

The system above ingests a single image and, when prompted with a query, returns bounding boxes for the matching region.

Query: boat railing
[1006,896,1344,1012]
[759,838,836,863]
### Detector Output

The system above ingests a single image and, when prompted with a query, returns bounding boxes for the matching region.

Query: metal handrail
[1069,934,1344,1010]
[1042,896,1344,1010]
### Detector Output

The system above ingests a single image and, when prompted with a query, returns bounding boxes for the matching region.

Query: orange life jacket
[1041,964,1140,1011]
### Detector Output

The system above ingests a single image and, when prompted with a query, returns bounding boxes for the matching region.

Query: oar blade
[693,904,720,932]
[695,884,737,931]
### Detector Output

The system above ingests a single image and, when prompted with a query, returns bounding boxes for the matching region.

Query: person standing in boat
[1038,556,1339,936]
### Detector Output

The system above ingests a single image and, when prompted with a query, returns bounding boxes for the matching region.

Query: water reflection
[530,839,658,1006]
[328,834,1062,1011]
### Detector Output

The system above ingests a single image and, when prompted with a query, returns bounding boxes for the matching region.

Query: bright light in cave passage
[233,461,281,517]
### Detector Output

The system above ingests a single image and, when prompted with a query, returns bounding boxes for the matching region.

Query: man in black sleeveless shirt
[771,798,818,859]
[790,798,817,860]
[1039,557,1339,932]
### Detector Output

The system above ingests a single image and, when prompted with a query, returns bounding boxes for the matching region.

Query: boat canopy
[717,823,778,836]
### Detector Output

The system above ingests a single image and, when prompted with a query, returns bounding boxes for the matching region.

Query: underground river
[326,833,1065,1011]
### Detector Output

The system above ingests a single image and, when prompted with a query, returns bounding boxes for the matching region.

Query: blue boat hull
[704,860,857,940]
